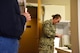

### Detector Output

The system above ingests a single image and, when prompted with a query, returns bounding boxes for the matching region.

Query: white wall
[43,5,65,21]
[41,0,70,21]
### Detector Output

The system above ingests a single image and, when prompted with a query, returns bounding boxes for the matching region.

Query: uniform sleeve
[43,22,56,38]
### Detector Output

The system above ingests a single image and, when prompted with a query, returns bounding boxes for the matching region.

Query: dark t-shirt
[0,0,26,39]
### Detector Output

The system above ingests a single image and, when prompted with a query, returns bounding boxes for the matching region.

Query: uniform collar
[50,19,54,25]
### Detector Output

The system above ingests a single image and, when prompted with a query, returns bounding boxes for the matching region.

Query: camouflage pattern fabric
[39,19,56,53]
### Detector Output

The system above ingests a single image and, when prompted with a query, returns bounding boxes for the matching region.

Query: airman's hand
[55,34,63,38]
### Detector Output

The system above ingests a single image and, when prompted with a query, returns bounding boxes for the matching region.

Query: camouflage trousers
[39,46,54,53]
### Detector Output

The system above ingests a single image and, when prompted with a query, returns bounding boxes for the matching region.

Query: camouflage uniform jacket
[39,19,56,50]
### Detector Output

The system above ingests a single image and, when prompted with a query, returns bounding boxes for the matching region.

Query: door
[18,6,38,53]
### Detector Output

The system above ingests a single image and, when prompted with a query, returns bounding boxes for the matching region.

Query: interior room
[17,0,80,53]
[40,0,71,53]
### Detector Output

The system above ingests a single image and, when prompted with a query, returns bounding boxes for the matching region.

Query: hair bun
[52,14,61,19]
[52,15,55,17]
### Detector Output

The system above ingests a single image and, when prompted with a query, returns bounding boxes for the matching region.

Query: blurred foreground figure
[0,0,31,53]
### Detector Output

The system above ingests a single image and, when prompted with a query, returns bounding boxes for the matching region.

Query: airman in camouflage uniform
[39,19,56,53]
[39,14,61,53]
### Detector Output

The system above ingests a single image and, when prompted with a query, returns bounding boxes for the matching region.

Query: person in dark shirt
[0,0,31,53]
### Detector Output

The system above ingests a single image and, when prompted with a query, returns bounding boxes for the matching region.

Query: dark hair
[52,14,61,19]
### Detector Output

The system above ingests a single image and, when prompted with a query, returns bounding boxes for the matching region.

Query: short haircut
[52,14,61,19]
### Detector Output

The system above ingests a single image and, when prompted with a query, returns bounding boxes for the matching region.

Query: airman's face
[52,17,61,24]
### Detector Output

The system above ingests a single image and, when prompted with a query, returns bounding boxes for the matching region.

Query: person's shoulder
[42,20,51,26]
[44,19,51,24]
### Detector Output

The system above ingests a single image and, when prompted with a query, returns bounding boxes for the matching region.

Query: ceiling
[41,0,70,5]
[27,0,70,5]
